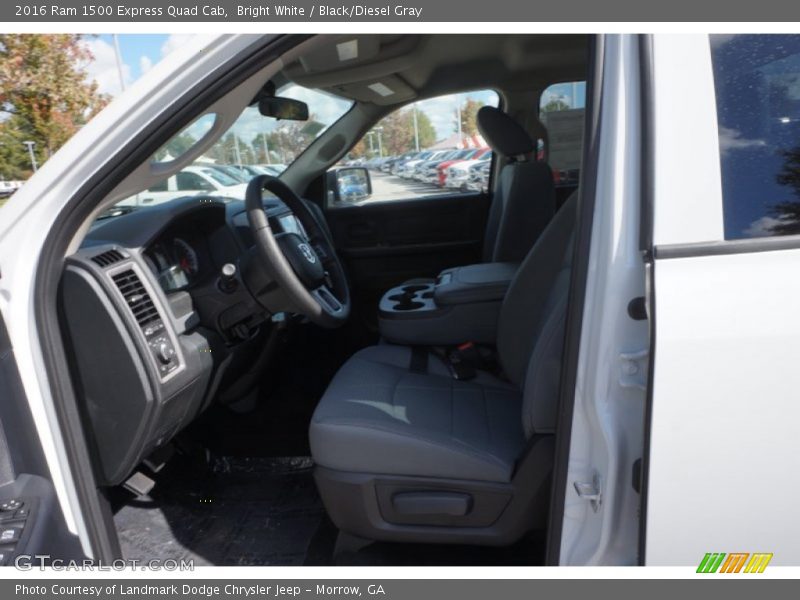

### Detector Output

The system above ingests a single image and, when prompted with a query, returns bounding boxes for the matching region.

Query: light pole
[23,141,38,172]
[374,127,384,158]
[367,131,375,156]
[412,104,420,152]
[261,134,271,164]
[112,34,126,93]
[233,135,243,166]
[456,102,462,145]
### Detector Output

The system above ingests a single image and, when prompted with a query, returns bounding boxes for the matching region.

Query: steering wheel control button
[13,508,29,520]
[0,549,13,566]
[218,263,239,293]
[0,500,22,512]
[0,528,22,544]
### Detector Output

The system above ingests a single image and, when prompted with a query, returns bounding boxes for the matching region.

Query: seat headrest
[477,106,535,158]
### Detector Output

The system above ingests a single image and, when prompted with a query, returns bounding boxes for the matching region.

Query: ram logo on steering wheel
[298,243,317,264]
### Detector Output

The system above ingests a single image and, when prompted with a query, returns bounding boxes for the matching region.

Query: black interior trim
[639,35,655,256]
[33,34,308,562]
[544,33,604,566]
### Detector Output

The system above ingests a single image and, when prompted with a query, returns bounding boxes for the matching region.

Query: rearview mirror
[258,96,309,121]
[328,167,372,204]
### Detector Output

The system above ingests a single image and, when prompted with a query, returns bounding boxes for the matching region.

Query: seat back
[495,193,577,437]
[478,106,556,263]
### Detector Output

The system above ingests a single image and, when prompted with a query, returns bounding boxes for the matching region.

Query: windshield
[199,167,240,187]
[112,84,352,209]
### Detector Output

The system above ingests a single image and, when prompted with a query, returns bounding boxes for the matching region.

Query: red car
[435,147,489,186]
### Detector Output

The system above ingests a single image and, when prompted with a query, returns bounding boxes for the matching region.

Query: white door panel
[646,249,800,565]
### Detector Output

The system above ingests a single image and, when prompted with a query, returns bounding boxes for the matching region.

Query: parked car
[119,164,249,205]
[414,150,461,182]
[398,151,437,178]
[0,179,24,198]
[435,148,487,186]
[466,159,492,193]
[444,150,493,189]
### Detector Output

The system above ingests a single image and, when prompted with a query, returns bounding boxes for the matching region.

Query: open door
[642,34,800,566]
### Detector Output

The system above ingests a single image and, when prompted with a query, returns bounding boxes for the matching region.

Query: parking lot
[367,170,460,202]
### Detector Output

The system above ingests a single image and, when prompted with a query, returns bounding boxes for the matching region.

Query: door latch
[574,472,602,512]
[619,349,649,391]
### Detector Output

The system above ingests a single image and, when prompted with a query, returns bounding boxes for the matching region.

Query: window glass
[175,171,213,192]
[197,167,239,187]
[147,180,168,193]
[539,81,585,187]
[334,90,499,204]
[112,84,352,209]
[710,34,800,239]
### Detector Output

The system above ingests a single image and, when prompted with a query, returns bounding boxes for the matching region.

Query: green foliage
[351,105,437,158]
[0,34,108,179]
[459,98,484,136]
[541,99,571,113]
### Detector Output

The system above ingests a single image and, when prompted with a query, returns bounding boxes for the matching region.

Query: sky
[82,34,188,97]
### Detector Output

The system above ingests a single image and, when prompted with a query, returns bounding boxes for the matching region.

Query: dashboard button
[0,500,22,512]
[0,527,22,544]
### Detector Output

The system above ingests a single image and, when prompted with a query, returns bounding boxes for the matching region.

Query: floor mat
[114,456,326,566]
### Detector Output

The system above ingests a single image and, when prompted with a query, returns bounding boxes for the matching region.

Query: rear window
[710,34,800,239]
[539,81,585,186]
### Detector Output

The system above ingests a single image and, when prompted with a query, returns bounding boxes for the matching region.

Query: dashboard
[59,195,312,487]
[146,237,201,292]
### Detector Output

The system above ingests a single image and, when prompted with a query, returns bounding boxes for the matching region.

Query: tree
[361,107,437,157]
[459,98,484,136]
[415,109,436,149]
[542,98,571,113]
[763,146,800,235]
[155,132,197,162]
[0,34,108,178]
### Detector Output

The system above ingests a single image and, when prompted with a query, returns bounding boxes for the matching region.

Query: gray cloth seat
[311,193,577,491]
[310,344,525,483]
[398,107,555,288]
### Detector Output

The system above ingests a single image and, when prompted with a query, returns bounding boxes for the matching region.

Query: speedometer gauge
[173,238,199,278]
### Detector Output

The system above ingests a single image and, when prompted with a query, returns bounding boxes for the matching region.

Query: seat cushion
[310,345,525,483]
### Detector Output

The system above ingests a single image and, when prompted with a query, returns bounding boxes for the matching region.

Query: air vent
[92,249,125,267]
[111,269,160,327]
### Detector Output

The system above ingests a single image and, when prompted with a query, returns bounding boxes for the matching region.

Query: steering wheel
[244,175,350,328]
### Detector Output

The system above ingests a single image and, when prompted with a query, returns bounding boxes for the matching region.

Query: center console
[378,262,518,346]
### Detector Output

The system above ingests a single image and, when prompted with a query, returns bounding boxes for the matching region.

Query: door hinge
[619,349,649,390]
[574,472,602,512]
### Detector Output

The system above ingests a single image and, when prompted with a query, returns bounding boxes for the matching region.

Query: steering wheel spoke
[312,285,345,316]
[244,174,350,328]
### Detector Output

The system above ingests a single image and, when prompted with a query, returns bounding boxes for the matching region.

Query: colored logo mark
[697,552,773,573]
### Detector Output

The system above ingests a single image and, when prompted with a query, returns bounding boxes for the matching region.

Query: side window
[710,35,800,239]
[147,179,168,193]
[334,90,499,204]
[539,81,586,187]
[176,171,213,192]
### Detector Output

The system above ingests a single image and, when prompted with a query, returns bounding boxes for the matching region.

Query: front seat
[309,192,577,547]
[402,107,555,287]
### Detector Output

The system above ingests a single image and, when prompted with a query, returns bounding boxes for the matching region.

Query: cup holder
[394,300,425,311]
[381,282,436,315]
